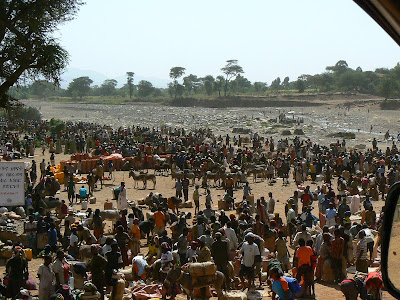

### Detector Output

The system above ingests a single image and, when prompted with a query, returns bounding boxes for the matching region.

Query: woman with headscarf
[315,233,331,281]
[92,209,103,240]
[160,242,173,279]
[160,242,181,300]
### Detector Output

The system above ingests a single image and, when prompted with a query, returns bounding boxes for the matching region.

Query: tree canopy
[169,67,186,99]
[9,59,400,101]
[221,60,244,96]
[137,80,154,97]
[0,0,83,108]
[67,76,93,100]
[126,72,134,99]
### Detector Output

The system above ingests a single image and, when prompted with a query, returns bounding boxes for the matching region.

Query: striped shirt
[356,237,368,260]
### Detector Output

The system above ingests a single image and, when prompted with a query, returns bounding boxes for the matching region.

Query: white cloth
[160,251,174,273]
[69,233,79,247]
[117,187,128,210]
[287,209,296,224]
[38,264,54,300]
[268,198,275,214]
[52,258,68,284]
[357,228,378,243]
[132,256,148,277]
[326,218,336,227]
[102,244,112,256]
[225,227,238,250]
[240,242,260,267]
[350,195,360,214]
[293,231,312,245]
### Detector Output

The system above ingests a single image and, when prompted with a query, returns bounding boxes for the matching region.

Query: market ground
[0,149,395,299]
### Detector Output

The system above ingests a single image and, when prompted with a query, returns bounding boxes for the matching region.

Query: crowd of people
[0,117,395,300]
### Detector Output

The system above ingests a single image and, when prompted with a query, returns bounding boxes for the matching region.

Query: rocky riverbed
[24,100,400,149]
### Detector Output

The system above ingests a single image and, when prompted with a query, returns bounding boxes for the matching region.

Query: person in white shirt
[225,222,238,251]
[325,203,337,227]
[68,227,79,258]
[293,225,312,246]
[102,237,114,256]
[239,233,260,291]
[52,250,70,287]
[268,192,275,214]
[286,204,297,244]
[117,182,128,210]
[160,242,174,280]
[38,255,55,300]
[355,227,379,260]
[314,226,332,255]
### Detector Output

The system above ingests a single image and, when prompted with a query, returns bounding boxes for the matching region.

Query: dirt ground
[1,145,395,299]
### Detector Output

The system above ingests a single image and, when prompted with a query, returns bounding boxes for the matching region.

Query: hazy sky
[57,0,400,84]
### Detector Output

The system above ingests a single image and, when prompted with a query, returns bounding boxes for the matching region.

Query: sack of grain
[220,291,248,300]
[120,268,135,282]
[218,199,228,210]
[7,212,22,220]
[182,201,193,208]
[0,246,13,258]
[112,278,126,300]
[187,262,217,277]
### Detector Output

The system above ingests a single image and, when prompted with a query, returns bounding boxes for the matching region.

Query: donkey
[129,170,146,189]
[129,170,156,189]
[164,266,225,300]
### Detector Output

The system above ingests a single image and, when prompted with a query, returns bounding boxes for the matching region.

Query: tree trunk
[0,64,29,108]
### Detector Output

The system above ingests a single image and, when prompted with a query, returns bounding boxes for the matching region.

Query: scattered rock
[327,132,355,139]
[281,130,292,135]
[232,128,251,134]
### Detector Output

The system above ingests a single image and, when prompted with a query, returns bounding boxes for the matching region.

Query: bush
[294,128,305,135]
[49,118,65,134]
[380,99,400,110]
[3,106,41,121]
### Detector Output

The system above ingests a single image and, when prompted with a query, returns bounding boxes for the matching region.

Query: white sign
[0,162,25,206]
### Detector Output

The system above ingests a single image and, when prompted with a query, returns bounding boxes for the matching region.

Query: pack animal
[164,267,225,300]
[129,170,156,189]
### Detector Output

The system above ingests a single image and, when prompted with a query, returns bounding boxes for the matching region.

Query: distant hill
[60,67,169,88]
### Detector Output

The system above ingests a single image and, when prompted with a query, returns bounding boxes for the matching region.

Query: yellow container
[54,172,65,184]
[24,248,32,261]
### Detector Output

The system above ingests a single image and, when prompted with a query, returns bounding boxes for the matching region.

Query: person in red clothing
[295,238,314,296]
[330,229,345,282]
[59,200,68,219]
[301,186,312,208]
[365,272,383,300]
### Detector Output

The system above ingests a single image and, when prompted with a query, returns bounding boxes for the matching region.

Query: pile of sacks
[0,241,16,259]
[0,207,27,246]
[0,206,26,220]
